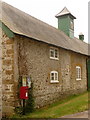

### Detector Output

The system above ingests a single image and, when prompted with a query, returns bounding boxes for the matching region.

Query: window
[50,71,59,83]
[50,47,59,60]
[76,66,81,80]
[70,20,74,30]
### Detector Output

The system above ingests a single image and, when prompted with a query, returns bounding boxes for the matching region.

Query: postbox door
[20,86,28,99]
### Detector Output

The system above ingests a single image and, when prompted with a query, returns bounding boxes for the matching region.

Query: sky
[2,0,89,43]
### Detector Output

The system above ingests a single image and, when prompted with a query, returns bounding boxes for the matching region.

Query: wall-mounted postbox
[20,86,28,99]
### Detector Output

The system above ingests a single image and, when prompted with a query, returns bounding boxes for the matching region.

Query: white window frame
[50,71,59,83]
[76,66,81,80]
[50,47,59,60]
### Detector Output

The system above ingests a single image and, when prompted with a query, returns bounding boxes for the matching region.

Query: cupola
[55,7,76,38]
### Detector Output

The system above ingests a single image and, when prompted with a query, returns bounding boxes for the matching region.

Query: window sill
[50,80,59,83]
[50,57,59,60]
[76,78,81,81]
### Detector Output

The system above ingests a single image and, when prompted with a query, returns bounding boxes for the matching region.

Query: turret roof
[55,7,76,19]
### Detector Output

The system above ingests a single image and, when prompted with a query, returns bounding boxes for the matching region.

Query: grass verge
[12,91,88,118]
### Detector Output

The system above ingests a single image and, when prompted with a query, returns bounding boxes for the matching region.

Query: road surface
[60,111,89,118]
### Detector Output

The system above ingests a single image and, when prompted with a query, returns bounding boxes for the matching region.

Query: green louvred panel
[87,60,90,90]
[0,21,14,38]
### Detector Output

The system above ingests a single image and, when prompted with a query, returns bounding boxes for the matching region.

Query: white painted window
[50,47,59,60]
[50,71,59,83]
[76,66,81,80]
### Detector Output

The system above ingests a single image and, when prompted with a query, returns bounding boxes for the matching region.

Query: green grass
[12,91,88,118]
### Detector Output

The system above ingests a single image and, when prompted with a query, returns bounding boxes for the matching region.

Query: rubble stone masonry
[1,31,88,116]
[0,27,2,119]
[16,35,87,109]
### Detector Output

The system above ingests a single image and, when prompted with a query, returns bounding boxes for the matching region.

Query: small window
[50,71,59,83]
[55,49,58,58]
[50,47,59,60]
[76,66,81,80]
[50,48,54,58]
[70,20,74,30]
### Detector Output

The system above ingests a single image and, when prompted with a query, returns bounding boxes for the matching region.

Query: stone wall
[0,27,2,119]
[70,52,87,93]
[2,31,15,117]
[16,35,88,108]
[1,28,88,116]
[1,31,88,116]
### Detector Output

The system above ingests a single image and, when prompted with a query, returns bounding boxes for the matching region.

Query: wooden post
[23,99,25,115]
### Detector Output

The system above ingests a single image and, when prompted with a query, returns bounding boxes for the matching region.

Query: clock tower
[55,7,76,38]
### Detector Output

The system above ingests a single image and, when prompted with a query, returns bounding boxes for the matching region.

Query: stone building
[0,2,90,117]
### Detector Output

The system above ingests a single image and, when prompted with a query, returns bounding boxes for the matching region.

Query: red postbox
[20,86,28,99]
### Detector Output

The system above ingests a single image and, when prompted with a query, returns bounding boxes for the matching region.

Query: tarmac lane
[60,111,89,119]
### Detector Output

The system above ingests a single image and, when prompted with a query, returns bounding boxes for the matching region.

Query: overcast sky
[2,0,89,43]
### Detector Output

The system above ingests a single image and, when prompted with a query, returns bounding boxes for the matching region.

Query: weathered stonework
[2,31,15,117]
[15,35,88,108]
[1,2,89,117]
[1,30,88,116]
[0,27,2,119]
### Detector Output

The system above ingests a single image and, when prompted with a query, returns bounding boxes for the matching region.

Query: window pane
[55,49,58,58]
[78,68,79,78]
[50,49,54,57]
[76,66,81,79]
[78,68,81,79]
[51,76,54,80]
[76,68,78,78]
[51,73,54,80]
[55,73,58,80]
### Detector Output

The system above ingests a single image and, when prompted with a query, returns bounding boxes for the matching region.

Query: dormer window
[50,47,59,60]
